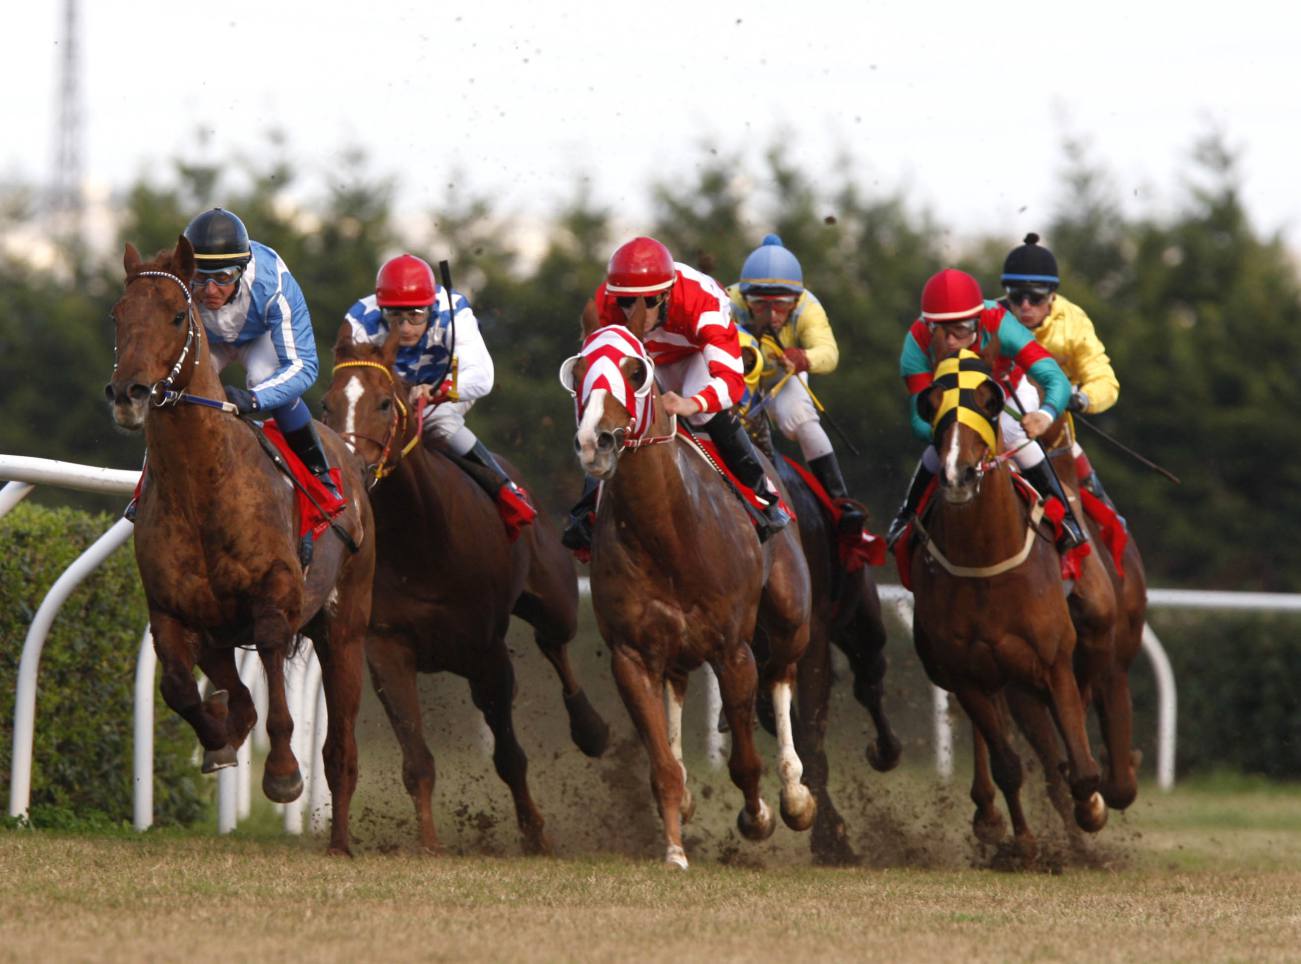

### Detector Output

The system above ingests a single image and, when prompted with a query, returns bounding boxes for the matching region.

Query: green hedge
[0,504,208,827]
[1131,611,1301,779]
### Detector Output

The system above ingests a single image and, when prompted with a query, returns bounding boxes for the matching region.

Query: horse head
[105,237,201,430]
[560,299,662,480]
[918,349,1005,505]
[322,323,410,486]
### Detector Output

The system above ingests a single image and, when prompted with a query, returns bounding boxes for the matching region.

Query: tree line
[1,131,1296,591]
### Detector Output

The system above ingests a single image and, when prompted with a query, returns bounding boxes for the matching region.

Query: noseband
[123,269,202,408]
[332,360,423,484]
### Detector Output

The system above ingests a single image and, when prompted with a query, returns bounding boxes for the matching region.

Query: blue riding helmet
[738,234,803,295]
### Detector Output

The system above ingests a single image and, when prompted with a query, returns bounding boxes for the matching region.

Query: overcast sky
[7,0,1298,256]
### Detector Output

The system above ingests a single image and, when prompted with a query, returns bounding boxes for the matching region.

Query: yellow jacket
[1030,293,1119,414]
[727,285,840,375]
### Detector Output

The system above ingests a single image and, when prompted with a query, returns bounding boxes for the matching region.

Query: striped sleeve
[997,311,1070,418]
[251,258,318,410]
[687,302,745,414]
[899,322,935,441]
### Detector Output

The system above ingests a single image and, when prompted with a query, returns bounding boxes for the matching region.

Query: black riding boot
[704,410,790,541]
[808,452,866,537]
[464,441,535,510]
[283,422,341,499]
[885,458,936,549]
[561,475,601,553]
[1023,459,1087,549]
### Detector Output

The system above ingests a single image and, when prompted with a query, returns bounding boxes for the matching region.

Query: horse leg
[767,663,816,832]
[366,632,440,853]
[611,644,691,868]
[837,598,902,772]
[969,724,1006,845]
[196,646,257,752]
[256,631,302,805]
[308,620,365,857]
[796,632,856,865]
[1092,660,1139,810]
[957,685,1035,863]
[150,612,232,769]
[470,644,551,857]
[712,644,773,844]
[664,673,695,824]
[1043,652,1106,833]
[1005,683,1079,837]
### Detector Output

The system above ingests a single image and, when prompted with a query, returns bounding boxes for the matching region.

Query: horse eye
[320,398,332,415]
[173,310,186,326]
[379,397,392,412]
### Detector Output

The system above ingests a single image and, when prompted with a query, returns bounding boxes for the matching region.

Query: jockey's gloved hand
[783,347,810,373]
[1068,388,1089,413]
[224,385,259,415]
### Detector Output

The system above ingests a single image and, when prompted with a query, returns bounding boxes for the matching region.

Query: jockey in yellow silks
[999,233,1123,517]
[727,234,866,538]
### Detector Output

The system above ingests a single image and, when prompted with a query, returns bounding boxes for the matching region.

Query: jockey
[1000,233,1122,514]
[561,236,791,552]
[727,234,865,538]
[886,267,1087,551]
[343,253,536,525]
[184,207,337,498]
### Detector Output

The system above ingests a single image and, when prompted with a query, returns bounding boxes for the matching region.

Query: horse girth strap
[912,498,1047,579]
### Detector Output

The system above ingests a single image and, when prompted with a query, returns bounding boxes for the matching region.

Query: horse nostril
[573,436,583,454]
[103,384,115,402]
[127,383,150,402]
[596,431,616,452]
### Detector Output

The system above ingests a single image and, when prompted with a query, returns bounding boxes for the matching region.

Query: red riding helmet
[376,254,436,307]
[920,268,985,323]
[606,237,676,295]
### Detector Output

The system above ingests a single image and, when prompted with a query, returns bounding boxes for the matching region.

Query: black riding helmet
[183,208,252,270]
[1001,232,1059,288]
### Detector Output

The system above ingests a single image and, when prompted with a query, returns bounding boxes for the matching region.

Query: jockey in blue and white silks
[342,253,535,534]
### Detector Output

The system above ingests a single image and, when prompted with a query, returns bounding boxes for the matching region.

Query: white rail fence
[6,454,1301,835]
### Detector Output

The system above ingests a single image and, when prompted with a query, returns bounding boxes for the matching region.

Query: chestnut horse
[105,238,375,855]
[909,351,1105,863]
[321,324,609,854]
[1000,416,1147,830]
[742,396,901,865]
[562,301,814,869]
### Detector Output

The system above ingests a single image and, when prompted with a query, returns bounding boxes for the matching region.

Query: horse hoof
[972,809,1007,845]
[263,768,304,804]
[780,785,817,832]
[866,736,902,773]
[681,787,696,825]
[201,745,237,773]
[1074,791,1108,833]
[737,799,775,842]
[664,845,689,870]
[812,820,860,867]
[564,690,610,758]
[325,845,354,858]
[523,831,554,857]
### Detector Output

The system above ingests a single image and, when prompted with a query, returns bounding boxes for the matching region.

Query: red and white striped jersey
[594,263,745,413]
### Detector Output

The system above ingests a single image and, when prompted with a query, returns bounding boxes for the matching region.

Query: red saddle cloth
[260,421,347,540]
[782,455,885,572]
[494,484,537,543]
[1079,488,1127,580]
[891,473,1090,590]
[678,425,796,526]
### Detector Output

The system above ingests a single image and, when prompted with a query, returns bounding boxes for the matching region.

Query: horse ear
[580,299,601,336]
[915,386,939,426]
[624,298,648,338]
[175,234,196,279]
[123,243,142,276]
[380,326,401,368]
[982,381,1006,418]
[334,321,356,358]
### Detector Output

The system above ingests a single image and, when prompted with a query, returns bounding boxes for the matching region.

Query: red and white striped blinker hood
[559,325,656,438]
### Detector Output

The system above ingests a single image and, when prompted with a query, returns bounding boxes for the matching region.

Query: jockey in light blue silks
[183,207,337,497]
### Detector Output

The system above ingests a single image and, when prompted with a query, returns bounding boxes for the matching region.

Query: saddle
[781,456,885,573]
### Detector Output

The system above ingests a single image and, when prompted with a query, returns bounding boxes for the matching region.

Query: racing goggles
[1004,286,1052,306]
[381,306,432,325]
[745,293,798,308]
[929,317,979,337]
[615,293,666,312]
[190,266,243,289]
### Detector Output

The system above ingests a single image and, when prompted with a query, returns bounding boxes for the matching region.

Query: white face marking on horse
[575,388,609,472]
[943,426,961,487]
[342,376,364,452]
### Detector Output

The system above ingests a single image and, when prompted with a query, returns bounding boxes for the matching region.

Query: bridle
[560,325,677,454]
[122,269,202,409]
[331,360,423,485]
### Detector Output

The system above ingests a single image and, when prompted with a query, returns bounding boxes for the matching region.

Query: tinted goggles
[190,266,243,289]
[381,306,432,325]
[615,294,665,311]
[1005,286,1052,306]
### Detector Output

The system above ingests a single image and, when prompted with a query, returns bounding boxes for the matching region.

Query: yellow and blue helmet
[738,234,803,295]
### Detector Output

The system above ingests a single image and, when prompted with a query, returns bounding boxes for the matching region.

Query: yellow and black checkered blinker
[930,349,1000,452]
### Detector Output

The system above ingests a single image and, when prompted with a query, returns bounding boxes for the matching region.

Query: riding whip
[1072,412,1181,485]
[437,259,458,395]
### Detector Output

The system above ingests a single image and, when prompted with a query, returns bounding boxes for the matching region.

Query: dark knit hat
[1001,233,1059,287]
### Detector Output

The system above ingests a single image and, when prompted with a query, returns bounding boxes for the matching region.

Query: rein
[912,488,1048,579]
[332,360,423,481]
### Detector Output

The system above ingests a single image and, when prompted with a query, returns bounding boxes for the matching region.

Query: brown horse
[1001,417,1147,828]
[742,397,901,865]
[321,324,609,855]
[563,301,814,869]
[105,238,375,855]
[909,351,1105,863]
